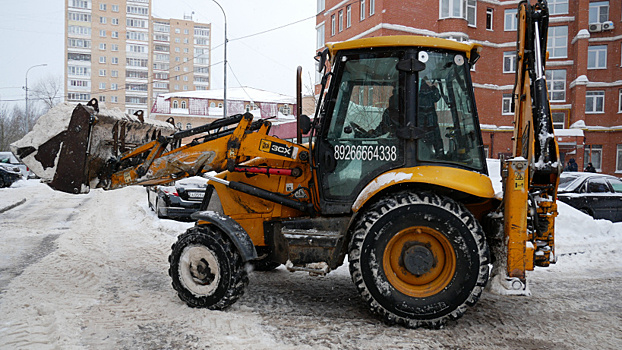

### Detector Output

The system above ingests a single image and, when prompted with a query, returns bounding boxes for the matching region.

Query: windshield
[415,50,484,170]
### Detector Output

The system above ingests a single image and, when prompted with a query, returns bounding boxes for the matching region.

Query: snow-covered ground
[1,165,621,349]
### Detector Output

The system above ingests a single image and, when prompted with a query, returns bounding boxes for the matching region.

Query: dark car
[557,172,622,222]
[147,176,209,221]
[0,163,23,188]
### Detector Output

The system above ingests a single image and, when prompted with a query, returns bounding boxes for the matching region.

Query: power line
[229,15,315,42]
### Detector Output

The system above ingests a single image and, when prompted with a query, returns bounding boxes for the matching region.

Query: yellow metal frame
[326,36,481,61]
[352,166,496,212]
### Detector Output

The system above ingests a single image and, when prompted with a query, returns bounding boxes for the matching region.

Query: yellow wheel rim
[382,226,456,298]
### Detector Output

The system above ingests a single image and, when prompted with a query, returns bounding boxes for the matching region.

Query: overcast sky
[0,0,317,110]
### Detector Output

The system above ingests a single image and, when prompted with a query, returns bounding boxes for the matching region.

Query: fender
[352,166,496,212]
[191,210,258,262]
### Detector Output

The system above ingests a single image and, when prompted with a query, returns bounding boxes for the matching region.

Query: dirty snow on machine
[11,99,176,194]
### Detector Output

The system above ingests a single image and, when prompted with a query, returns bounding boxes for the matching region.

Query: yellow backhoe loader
[12,0,559,328]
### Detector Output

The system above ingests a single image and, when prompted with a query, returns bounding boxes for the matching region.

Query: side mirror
[315,48,330,73]
[299,115,312,135]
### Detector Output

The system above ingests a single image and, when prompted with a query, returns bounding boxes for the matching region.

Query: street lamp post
[24,63,47,127]
[211,0,227,118]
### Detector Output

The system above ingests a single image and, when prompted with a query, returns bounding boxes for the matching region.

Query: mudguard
[191,210,258,262]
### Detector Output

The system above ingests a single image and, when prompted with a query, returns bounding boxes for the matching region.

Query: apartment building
[65,0,211,116]
[316,0,622,175]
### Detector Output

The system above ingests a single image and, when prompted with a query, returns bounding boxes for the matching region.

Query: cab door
[314,50,406,214]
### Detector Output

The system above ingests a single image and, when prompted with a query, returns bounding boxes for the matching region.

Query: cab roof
[325,35,482,60]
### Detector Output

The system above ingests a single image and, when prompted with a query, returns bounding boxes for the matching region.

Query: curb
[0,198,27,214]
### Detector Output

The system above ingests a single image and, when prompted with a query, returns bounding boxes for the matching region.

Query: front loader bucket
[11,100,176,194]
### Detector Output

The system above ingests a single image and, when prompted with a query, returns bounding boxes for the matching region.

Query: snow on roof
[159,87,295,104]
[554,129,584,137]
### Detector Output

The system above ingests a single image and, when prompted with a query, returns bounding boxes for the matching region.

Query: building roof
[158,87,295,104]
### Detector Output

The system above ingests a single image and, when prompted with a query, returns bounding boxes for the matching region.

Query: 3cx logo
[260,140,295,159]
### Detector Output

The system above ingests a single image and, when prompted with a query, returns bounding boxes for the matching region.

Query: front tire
[169,225,249,309]
[349,191,489,328]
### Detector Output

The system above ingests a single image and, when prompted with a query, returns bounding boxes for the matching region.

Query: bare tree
[31,75,63,111]
[0,102,42,151]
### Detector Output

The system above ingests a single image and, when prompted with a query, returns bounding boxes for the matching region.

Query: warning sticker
[513,172,525,191]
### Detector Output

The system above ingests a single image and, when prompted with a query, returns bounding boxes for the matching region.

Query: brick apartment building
[65,0,211,116]
[316,0,622,175]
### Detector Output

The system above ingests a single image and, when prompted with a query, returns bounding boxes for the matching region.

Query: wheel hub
[402,244,435,276]
[190,258,216,285]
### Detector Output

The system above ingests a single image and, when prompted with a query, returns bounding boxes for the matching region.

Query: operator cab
[313,37,487,214]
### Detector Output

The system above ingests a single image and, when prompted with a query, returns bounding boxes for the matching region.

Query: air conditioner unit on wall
[589,23,602,32]
[602,21,614,31]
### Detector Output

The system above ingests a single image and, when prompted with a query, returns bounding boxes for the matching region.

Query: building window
[173,100,178,108]
[218,103,223,108]
[360,0,365,20]
[547,26,568,59]
[466,0,476,26]
[502,94,514,115]
[317,0,325,13]
[100,3,106,11]
[99,82,106,89]
[316,24,325,49]
[99,69,106,77]
[331,15,335,36]
[440,0,464,19]
[549,0,568,15]
[589,1,609,23]
[546,69,566,102]
[111,83,118,90]
[99,96,106,102]
[339,10,343,32]
[100,16,107,24]
[111,70,118,77]
[503,52,516,73]
[111,18,118,25]
[210,102,216,107]
[584,145,602,172]
[111,57,118,64]
[112,4,119,12]
[552,111,566,129]
[99,30,106,37]
[347,5,351,28]
[586,91,605,113]
[99,56,106,63]
[588,45,607,69]
[181,101,187,108]
[504,8,517,31]
[619,89,622,113]
[111,31,118,38]
[616,145,622,172]
[111,96,118,103]
[184,29,189,35]
[369,0,375,16]
[486,8,493,30]
[99,43,106,50]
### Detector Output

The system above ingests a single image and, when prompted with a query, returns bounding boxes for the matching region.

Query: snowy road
[1,180,621,349]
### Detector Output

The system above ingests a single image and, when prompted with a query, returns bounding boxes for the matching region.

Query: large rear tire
[169,225,249,309]
[349,191,489,328]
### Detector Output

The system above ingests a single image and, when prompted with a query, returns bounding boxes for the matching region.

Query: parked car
[0,151,33,179]
[147,176,209,221]
[0,163,23,188]
[557,172,622,222]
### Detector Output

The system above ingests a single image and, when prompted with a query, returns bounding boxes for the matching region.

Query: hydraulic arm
[503,0,561,283]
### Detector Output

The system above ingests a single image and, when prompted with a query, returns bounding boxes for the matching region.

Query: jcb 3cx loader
[13,0,560,328]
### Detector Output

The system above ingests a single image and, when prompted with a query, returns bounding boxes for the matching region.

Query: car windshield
[558,174,580,190]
